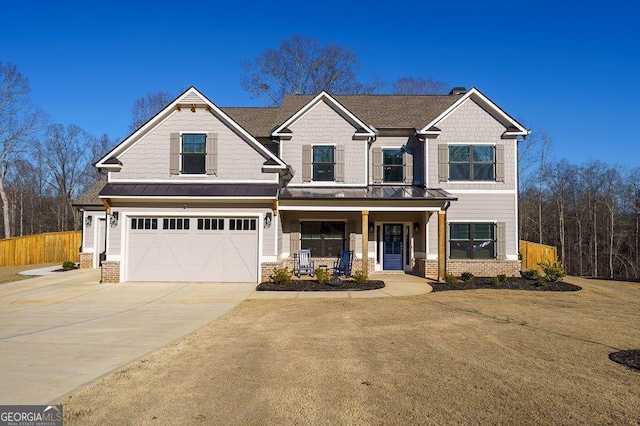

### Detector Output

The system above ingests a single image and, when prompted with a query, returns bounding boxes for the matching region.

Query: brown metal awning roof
[100,183,279,198]
[279,186,456,201]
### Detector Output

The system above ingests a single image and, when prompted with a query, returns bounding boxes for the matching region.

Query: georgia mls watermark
[0,405,63,426]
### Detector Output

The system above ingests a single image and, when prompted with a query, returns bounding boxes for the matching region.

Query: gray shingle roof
[72,177,107,207]
[220,94,463,137]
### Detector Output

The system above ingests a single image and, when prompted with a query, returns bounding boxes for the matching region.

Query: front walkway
[248,273,433,299]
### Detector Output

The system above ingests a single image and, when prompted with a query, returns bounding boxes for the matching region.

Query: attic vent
[449,87,467,95]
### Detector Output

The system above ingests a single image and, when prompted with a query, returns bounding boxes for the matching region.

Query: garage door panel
[127,217,257,282]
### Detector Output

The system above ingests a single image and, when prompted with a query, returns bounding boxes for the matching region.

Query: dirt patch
[62,276,640,425]
[431,277,581,292]
[609,349,640,371]
[257,279,385,291]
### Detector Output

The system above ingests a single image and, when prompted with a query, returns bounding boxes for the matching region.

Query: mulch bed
[430,277,581,292]
[609,349,640,371]
[257,279,385,292]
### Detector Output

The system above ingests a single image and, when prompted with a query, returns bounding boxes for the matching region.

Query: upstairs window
[383,149,404,182]
[449,145,494,181]
[313,146,335,181]
[182,134,206,174]
[450,223,495,259]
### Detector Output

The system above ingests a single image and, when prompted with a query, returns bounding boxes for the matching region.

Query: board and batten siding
[116,108,274,182]
[427,192,518,257]
[282,101,367,185]
[425,98,517,191]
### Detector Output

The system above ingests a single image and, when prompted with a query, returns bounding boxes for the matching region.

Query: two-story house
[82,86,528,283]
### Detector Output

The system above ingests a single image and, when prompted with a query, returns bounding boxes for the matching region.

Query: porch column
[362,210,369,274]
[438,209,446,281]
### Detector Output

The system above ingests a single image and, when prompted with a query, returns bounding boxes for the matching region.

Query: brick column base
[79,252,93,269]
[101,261,120,283]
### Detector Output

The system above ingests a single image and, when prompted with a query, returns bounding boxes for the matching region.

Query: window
[313,146,334,181]
[300,222,345,257]
[162,218,190,230]
[230,218,257,231]
[197,218,224,230]
[449,145,494,181]
[383,149,403,182]
[131,218,158,230]
[182,134,206,174]
[450,223,495,259]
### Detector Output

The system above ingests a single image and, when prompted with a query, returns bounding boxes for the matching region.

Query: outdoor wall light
[414,223,420,233]
[110,212,119,228]
[85,216,92,228]
[264,212,272,229]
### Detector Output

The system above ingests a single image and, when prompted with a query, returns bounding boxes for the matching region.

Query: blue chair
[333,249,354,276]
[296,249,315,277]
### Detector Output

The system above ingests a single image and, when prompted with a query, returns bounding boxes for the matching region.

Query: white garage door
[127,217,258,282]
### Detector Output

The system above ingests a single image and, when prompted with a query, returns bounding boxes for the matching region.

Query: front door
[383,224,403,270]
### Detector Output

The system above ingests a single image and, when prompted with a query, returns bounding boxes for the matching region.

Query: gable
[96,87,286,174]
[273,91,375,139]
[419,88,528,137]
[289,100,359,136]
[114,107,277,181]
[436,98,509,143]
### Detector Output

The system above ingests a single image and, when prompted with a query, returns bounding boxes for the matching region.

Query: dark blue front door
[383,224,403,270]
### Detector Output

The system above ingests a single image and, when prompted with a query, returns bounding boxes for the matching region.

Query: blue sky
[2,0,638,167]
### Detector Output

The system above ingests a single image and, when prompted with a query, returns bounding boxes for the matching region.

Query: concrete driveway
[0,269,255,404]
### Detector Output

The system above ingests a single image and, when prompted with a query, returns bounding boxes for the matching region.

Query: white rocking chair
[296,249,315,277]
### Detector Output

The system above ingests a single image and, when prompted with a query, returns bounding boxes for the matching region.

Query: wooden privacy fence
[519,240,558,271]
[0,231,81,267]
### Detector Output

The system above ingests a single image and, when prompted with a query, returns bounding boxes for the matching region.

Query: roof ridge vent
[449,87,467,95]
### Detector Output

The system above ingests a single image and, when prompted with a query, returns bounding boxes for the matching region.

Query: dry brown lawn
[64,277,640,425]
[0,263,57,284]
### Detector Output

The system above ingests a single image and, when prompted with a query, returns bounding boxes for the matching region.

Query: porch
[271,185,457,280]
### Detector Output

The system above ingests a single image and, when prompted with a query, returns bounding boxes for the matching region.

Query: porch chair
[296,249,315,278]
[333,249,354,277]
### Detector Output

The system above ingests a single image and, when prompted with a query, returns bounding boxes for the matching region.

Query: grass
[0,263,57,285]
[64,276,640,425]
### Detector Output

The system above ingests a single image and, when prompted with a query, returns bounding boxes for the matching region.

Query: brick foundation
[101,261,120,283]
[419,259,521,279]
[79,252,93,269]
[447,259,522,277]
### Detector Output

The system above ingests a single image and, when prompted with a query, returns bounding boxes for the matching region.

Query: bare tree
[240,35,381,106]
[0,62,46,238]
[41,124,93,231]
[391,77,449,95]
[83,133,116,184]
[129,91,174,133]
